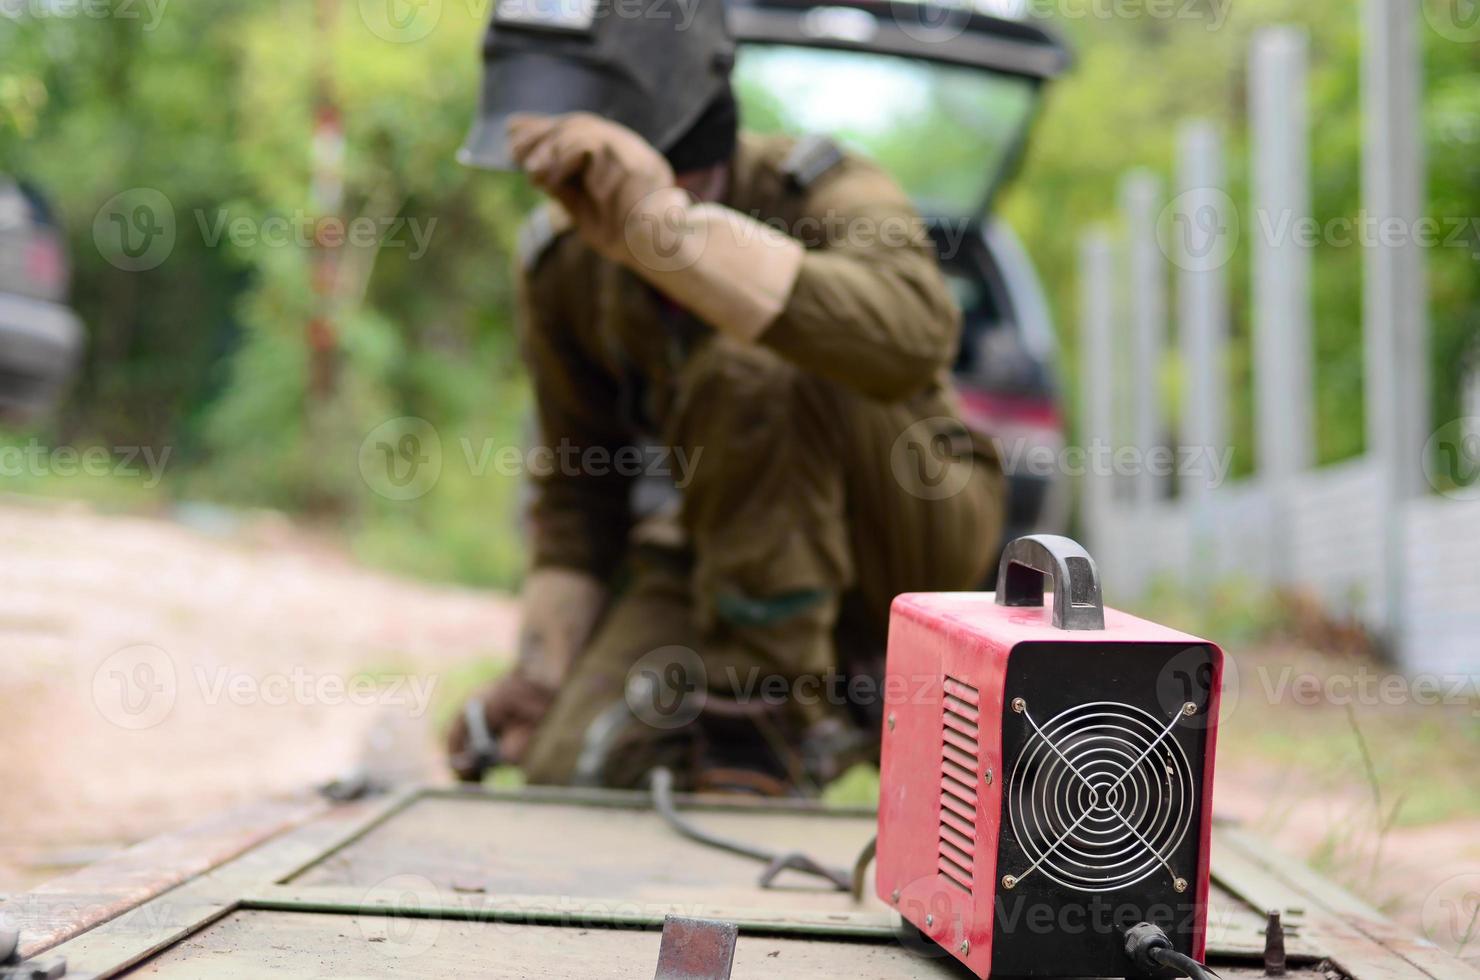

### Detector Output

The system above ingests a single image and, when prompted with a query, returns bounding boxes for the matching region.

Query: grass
[1215,643,1480,828]
[1,413,531,592]
[0,434,176,510]
[352,652,510,733]
[348,418,528,591]
[353,651,527,789]
[821,763,881,808]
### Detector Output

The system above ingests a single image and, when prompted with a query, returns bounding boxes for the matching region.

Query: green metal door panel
[291,793,883,920]
[119,909,1340,980]
[25,786,1468,979]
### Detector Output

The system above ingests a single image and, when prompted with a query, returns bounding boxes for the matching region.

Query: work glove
[446,567,606,779]
[446,672,555,781]
[508,112,805,343]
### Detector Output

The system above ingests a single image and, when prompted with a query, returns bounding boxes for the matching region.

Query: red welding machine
[877,535,1223,978]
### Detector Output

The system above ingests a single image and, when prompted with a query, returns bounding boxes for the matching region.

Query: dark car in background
[0,178,84,422]
[730,0,1073,545]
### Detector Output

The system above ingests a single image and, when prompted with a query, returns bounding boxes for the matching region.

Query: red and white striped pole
[308,0,345,400]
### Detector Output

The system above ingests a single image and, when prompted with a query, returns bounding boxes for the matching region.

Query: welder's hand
[445,568,605,780]
[507,112,682,265]
[446,672,555,780]
[508,112,804,343]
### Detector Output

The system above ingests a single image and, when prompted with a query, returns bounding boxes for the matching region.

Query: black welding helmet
[460,0,736,171]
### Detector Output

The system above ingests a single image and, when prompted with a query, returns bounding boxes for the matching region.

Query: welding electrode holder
[451,697,502,783]
[994,534,1106,631]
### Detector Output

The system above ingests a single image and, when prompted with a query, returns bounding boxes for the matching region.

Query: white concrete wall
[1401,495,1480,675]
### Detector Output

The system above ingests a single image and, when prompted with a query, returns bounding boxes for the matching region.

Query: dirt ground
[1,496,1476,964]
[0,495,518,894]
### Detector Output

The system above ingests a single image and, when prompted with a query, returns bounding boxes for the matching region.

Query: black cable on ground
[1150,946,1220,980]
[1123,921,1221,980]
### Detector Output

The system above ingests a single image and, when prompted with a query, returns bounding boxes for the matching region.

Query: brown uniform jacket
[518,132,965,579]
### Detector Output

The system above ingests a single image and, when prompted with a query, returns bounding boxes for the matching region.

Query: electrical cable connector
[1123,922,1220,980]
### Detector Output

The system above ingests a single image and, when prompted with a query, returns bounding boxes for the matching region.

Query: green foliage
[2,0,534,584]
[1133,574,1286,645]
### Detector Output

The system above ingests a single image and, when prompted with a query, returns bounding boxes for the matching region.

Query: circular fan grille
[1007,701,1195,893]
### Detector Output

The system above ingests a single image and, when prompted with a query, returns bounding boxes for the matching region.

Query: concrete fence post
[1172,119,1231,589]
[1120,170,1167,514]
[1363,0,1429,648]
[1249,27,1315,584]
[1079,229,1116,565]
[1173,120,1230,507]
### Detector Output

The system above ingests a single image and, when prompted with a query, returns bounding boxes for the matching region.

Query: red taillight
[26,235,69,298]
[958,389,1062,432]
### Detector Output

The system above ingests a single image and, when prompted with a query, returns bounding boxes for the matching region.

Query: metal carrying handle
[994,534,1105,631]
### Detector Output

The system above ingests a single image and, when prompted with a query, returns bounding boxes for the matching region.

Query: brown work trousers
[521,337,1002,787]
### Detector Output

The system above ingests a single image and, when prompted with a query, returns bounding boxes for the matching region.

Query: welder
[446,0,1003,791]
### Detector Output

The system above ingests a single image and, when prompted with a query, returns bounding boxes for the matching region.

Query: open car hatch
[727,0,1072,215]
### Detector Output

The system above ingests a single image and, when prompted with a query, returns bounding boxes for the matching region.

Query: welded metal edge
[31,789,419,980]
[6,793,330,962]
[239,884,899,940]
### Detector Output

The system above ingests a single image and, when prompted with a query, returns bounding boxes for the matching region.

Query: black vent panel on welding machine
[990,641,1217,978]
[938,675,980,893]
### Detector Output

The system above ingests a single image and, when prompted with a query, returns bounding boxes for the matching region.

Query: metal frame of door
[7,785,1477,980]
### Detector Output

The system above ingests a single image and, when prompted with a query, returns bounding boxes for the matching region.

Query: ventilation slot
[938,676,981,892]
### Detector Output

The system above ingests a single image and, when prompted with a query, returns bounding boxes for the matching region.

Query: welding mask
[459,0,736,171]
